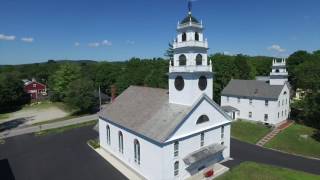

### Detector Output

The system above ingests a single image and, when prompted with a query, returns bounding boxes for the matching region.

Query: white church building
[98,5,231,180]
[221,59,290,125]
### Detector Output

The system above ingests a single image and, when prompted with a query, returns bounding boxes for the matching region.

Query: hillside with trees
[0,50,319,130]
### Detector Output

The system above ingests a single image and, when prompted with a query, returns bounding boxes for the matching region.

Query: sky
[0,0,319,65]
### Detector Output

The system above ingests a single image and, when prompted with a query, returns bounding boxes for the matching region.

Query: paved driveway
[1,126,320,180]
[0,126,126,180]
[223,138,320,175]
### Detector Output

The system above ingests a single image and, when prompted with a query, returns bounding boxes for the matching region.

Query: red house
[23,78,47,100]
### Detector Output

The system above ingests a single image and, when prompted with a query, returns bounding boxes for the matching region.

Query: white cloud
[101,40,112,46]
[267,44,286,53]
[74,42,80,47]
[0,34,16,41]
[126,40,135,45]
[21,37,34,43]
[88,42,100,47]
[223,51,232,55]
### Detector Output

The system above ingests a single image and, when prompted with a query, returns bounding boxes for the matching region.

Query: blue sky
[0,0,319,65]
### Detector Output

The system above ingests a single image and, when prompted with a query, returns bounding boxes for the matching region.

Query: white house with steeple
[98,3,231,180]
[221,59,290,125]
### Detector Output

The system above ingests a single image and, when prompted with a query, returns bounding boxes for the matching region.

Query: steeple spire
[188,0,192,15]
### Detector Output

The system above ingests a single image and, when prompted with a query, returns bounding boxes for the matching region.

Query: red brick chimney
[111,85,117,103]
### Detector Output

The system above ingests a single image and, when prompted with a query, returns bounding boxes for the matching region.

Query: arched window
[106,125,111,145]
[195,32,199,41]
[170,59,174,66]
[179,54,186,66]
[196,54,202,65]
[134,139,140,164]
[196,115,209,124]
[182,33,187,42]
[118,131,123,153]
[174,161,179,176]
[200,132,204,147]
[275,69,280,73]
[174,141,179,157]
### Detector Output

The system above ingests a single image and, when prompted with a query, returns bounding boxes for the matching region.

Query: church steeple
[269,58,288,85]
[168,4,213,106]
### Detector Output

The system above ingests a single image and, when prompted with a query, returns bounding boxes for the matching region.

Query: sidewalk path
[256,120,294,146]
[0,114,98,139]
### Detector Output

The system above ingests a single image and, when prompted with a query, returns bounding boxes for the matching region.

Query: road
[0,125,126,180]
[0,114,98,139]
[223,138,320,175]
[0,126,319,180]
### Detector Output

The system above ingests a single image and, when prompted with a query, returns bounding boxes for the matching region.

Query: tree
[49,63,81,101]
[93,62,121,93]
[64,78,98,113]
[287,50,313,89]
[0,72,30,113]
[234,54,255,80]
[294,59,320,90]
[211,54,237,102]
[164,43,174,60]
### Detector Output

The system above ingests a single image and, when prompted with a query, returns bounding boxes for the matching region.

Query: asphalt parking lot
[0,126,127,180]
[1,125,319,180]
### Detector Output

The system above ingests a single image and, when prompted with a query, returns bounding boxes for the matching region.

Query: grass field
[231,120,272,144]
[23,101,75,112]
[0,113,10,121]
[35,120,97,136]
[265,124,320,159]
[217,162,320,180]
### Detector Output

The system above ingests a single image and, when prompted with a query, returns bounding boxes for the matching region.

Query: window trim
[134,139,140,165]
[118,131,123,153]
[178,54,187,66]
[182,33,187,42]
[200,132,204,147]
[196,54,202,65]
[196,115,209,124]
[174,161,179,176]
[106,125,111,145]
[195,32,199,41]
[221,126,225,139]
[174,141,179,157]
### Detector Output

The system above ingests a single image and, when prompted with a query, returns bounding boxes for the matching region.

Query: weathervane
[188,0,192,14]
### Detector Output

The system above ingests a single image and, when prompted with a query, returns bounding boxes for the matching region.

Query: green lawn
[231,120,272,144]
[23,101,75,112]
[217,162,319,180]
[265,124,320,159]
[0,113,10,121]
[35,120,97,136]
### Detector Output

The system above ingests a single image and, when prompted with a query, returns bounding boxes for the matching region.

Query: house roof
[221,106,239,112]
[180,14,200,25]
[221,79,284,100]
[99,86,192,143]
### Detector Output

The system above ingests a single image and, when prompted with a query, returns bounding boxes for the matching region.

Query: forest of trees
[0,50,319,129]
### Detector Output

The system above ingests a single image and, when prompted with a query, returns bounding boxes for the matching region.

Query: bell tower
[269,58,288,85]
[169,3,213,106]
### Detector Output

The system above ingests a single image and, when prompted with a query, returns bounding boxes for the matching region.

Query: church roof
[99,86,191,143]
[180,14,200,24]
[221,79,285,100]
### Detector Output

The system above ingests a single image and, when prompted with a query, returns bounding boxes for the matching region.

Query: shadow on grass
[0,159,15,180]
